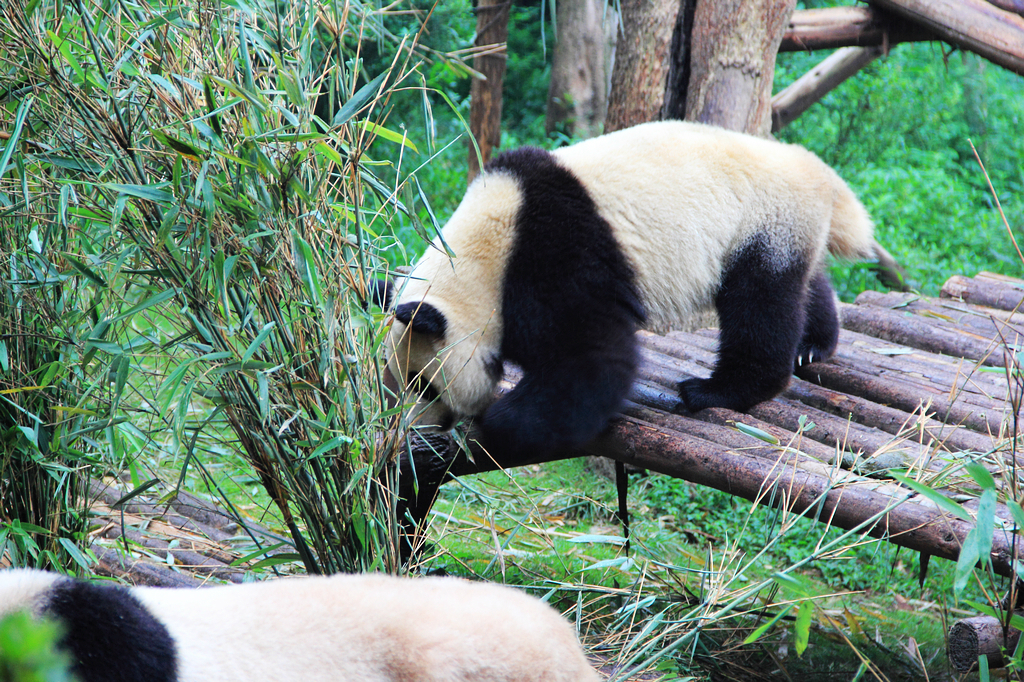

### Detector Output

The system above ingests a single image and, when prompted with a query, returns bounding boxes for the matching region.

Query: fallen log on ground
[947,613,1024,672]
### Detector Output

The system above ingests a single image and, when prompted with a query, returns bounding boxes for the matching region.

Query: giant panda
[0,569,599,682]
[384,120,875,463]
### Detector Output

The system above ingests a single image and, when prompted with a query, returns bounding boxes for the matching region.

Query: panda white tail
[827,171,876,261]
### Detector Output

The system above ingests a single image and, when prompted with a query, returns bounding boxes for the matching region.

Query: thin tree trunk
[468,0,511,184]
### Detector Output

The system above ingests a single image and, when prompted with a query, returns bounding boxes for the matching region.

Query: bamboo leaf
[890,472,972,521]
[332,72,387,127]
[0,96,33,179]
[241,322,277,364]
[965,461,996,490]
[153,130,205,160]
[357,120,418,153]
[794,601,812,656]
[743,604,794,645]
[104,182,174,203]
[113,288,176,322]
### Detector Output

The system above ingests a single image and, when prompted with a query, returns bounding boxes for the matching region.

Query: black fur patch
[478,147,645,464]
[43,579,178,682]
[678,236,811,413]
[369,278,393,310]
[395,301,447,338]
[796,269,839,367]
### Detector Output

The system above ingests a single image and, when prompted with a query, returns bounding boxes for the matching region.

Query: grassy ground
[383,459,976,680]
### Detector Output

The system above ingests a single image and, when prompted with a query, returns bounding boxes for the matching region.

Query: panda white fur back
[0,569,599,682]
[387,120,874,462]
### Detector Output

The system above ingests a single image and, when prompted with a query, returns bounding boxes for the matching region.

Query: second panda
[386,120,875,462]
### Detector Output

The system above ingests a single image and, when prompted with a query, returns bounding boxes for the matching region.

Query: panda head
[385,296,503,433]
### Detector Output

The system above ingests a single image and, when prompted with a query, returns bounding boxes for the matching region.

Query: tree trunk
[605,0,695,132]
[685,0,796,135]
[545,0,617,138]
[467,0,511,184]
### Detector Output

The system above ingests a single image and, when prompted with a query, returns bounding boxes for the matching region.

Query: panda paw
[794,343,833,370]
[677,377,730,412]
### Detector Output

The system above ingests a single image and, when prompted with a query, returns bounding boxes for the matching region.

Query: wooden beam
[780,6,934,51]
[869,0,1024,75]
[771,46,882,131]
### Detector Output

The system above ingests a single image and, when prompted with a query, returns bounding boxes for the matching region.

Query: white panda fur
[386,120,874,462]
[0,568,599,682]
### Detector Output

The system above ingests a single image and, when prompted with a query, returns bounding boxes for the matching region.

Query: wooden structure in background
[773,0,1024,131]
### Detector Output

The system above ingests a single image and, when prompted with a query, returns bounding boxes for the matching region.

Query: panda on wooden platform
[385,120,875,462]
[0,569,599,682]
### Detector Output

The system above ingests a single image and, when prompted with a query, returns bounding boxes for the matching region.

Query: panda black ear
[395,302,447,338]
[369,279,393,310]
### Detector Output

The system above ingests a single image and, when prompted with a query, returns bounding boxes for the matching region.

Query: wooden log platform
[401,271,1024,581]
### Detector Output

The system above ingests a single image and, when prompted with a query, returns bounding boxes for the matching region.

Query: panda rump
[388,120,874,462]
[0,569,599,682]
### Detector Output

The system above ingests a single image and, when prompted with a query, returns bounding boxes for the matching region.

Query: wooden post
[604,0,694,132]
[467,0,511,184]
[685,0,796,135]
[545,0,617,138]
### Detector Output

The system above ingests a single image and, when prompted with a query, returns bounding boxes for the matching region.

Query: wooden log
[948,614,1023,672]
[101,526,244,583]
[795,359,1008,437]
[838,302,1008,367]
[856,290,1024,350]
[869,0,1024,76]
[987,0,1024,17]
[642,327,1004,452]
[784,377,1000,455]
[779,6,934,51]
[632,347,937,469]
[827,348,1009,414]
[942,274,1024,312]
[587,416,1024,577]
[772,46,882,131]
[91,545,205,588]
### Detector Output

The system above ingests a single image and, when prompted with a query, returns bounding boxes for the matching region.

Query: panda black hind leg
[795,268,840,368]
[678,236,810,413]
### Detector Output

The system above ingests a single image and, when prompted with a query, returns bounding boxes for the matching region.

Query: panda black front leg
[678,237,810,413]
[480,343,639,464]
[795,268,840,368]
